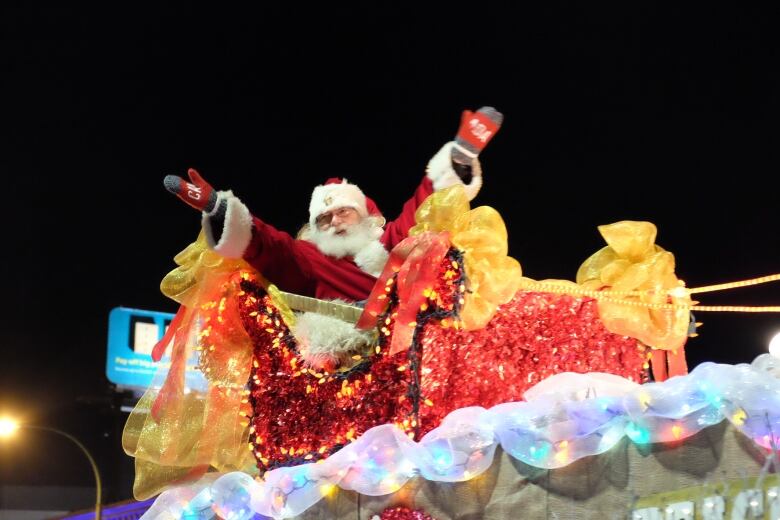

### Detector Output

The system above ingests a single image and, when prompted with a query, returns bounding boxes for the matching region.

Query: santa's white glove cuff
[426,141,483,201]
[202,190,253,258]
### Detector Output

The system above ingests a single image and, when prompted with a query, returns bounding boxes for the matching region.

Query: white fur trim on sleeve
[463,158,483,201]
[202,190,253,258]
[353,240,390,277]
[292,312,374,370]
[425,142,457,187]
[425,141,483,201]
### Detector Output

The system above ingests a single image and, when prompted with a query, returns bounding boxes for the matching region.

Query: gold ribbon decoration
[123,232,261,499]
[576,221,691,352]
[410,184,523,330]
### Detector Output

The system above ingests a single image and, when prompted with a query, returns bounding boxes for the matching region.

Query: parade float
[124,181,780,519]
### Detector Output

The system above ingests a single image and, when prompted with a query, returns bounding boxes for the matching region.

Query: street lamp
[0,418,19,437]
[0,416,102,520]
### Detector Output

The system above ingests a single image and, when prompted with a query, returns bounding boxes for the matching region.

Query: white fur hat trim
[309,179,368,226]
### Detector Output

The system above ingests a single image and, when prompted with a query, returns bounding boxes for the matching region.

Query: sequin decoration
[240,280,414,473]
[417,290,649,434]
[239,249,648,473]
[376,506,436,520]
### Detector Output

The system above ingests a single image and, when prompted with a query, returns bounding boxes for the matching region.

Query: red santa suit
[201,142,482,303]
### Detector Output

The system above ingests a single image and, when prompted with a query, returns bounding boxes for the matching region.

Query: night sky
[1,5,778,496]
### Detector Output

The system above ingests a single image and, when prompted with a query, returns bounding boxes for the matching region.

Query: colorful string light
[141,353,780,519]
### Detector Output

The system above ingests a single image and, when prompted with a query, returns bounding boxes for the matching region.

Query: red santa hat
[309,178,382,227]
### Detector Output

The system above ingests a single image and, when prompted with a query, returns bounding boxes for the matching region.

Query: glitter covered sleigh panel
[416,291,650,434]
[238,280,415,474]
[237,252,649,473]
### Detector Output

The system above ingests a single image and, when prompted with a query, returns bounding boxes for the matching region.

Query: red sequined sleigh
[130,191,689,499]
[238,248,648,474]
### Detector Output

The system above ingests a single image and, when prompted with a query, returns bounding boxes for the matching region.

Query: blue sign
[106,307,206,390]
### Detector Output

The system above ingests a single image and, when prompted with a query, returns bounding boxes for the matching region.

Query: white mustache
[324,225,350,236]
[307,219,383,259]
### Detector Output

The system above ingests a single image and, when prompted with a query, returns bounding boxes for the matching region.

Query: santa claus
[164,107,502,367]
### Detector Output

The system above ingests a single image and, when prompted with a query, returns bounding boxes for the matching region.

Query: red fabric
[650,349,668,381]
[365,196,381,217]
[242,177,434,301]
[650,348,689,382]
[176,168,214,211]
[357,231,451,355]
[668,348,688,377]
[151,319,188,421]
[456,109,501,152]
[151,305,186,362]
[381,177,433,249]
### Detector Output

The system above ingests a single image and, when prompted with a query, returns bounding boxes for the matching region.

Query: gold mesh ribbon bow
[123,232,260,499]
[410,184,523,329]
[576,221,691,354]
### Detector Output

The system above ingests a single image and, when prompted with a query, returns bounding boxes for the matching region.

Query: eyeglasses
[315,207,358,229]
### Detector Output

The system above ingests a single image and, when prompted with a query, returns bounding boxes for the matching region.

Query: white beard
[305,218,389,277]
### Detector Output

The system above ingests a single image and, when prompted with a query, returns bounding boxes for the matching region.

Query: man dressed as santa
[163,107,502,368]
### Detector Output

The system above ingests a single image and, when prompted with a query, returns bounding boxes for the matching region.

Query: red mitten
[451,107,503,176]
[163,168,217,212]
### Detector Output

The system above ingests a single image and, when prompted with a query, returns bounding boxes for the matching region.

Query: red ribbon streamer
[357,232,451,355]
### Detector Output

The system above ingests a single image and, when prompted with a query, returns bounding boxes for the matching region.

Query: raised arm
[164,169,316,295]
[382,107,503,249]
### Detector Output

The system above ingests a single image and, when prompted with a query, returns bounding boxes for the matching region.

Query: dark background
[1,4,778,500]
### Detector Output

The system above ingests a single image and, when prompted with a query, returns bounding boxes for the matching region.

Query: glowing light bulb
[769,332,780,357]
[625,422,651,444]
